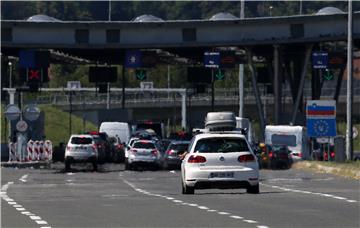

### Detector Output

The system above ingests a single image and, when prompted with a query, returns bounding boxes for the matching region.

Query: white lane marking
[207,209,217,212]
[1,181,51,227]
[261,183,358,203]
[244,220,258,224]
[40,227,51,228]
[30,216,42,220]
[218,212,230,215]
[230,215,243,219]
[123,179,266,228]
[19,174,29,183]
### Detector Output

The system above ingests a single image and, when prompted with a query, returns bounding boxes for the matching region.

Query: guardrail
[31,85,360,106]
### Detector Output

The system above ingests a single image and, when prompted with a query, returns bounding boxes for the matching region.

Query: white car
[64,134,98,171]
[125,140,162,170]
[181,133,259,194]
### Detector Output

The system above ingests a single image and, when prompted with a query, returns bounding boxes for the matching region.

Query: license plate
[209,172,234,178]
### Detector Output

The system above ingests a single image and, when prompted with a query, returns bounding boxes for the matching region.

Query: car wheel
[65,158,71,171]
[182,180,194,194]
[247,184,260,194]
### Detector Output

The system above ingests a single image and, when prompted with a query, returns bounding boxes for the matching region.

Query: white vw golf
[181,133,259,194]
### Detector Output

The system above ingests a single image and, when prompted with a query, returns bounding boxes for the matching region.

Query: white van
[99,122,131,144]
[265,125,309,161]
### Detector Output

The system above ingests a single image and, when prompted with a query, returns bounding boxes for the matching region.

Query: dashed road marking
[123,179,267,228]
[261,183,358,203]
[1,181,51,228]
[19,174,28,183]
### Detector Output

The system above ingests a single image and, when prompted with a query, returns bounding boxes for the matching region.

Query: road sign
[306,100,336,137]
[23,104,41,121]
[135,69,147,80]
[125,50,142,68]
[323,69,334,81]
[16,120,28,132]
[67,81,81,89]
[204,52,220,68]
[220,51,236,68]
[4,105,21,121]
[312,52,328,69]
[214,69,225,80]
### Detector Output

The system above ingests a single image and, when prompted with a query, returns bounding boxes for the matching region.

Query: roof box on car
[205,112,236,131]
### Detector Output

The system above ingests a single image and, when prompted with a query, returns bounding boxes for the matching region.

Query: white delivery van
[265,125,309,161]
[99,122,131,144]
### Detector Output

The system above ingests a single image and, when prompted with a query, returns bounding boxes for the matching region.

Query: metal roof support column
[246,48,265,140]
[291,44,314,125]
[273,44,280,124]
[181,91,187,130]
[7,89,16,105]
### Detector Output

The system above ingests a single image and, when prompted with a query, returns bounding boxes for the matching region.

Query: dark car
[87,131,114,162]
[92,135,107,163]
[163,141,190,170]
[267,144,292,169]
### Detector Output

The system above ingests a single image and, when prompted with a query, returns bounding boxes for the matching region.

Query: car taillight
[299,152,302,158]
[66,146,71,150]
[130,149,137,153]
[151,149,158,156]
[166,149,175,155]
[117,144,123,149]
[238,154,255,162]
[187,155,206,163]
[331,152,335,158]
[92,145,97,152]
[268,151,273,159]
[96,143,102,148]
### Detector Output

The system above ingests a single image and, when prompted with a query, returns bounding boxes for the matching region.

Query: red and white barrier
[44,140,53,160]
[39,141,45,161]
[27,140,34,161]
[33,140,40,161]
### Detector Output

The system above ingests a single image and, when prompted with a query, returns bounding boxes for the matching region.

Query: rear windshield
[71,137,93,145]
[271,134,297,147]
[93,136,104,144]
[194,138,249,153]
[133,142,156,149]
[170,144,189,152]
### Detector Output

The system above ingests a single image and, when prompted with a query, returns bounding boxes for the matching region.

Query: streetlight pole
[239,0,245,118]
[346,0,353,160]
[8,62,12,88]
[108,0,111,21]
[269,6,273,17]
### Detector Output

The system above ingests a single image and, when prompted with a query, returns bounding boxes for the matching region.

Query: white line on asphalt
[123,179,268,228]
[1,181,51,228]
[218,212,230,215]
[19,174,29,183]
[261,183,358,203]
[30,216,42,220]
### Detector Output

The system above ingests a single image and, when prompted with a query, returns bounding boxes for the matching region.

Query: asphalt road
[1,163,359,228]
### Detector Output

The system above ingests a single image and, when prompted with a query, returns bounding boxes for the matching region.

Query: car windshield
[170,144,189,152]
[271,134,297,147]
[71,137,92,145]
[93,136,104,144]
[194,137,249,153]
[133,141,156,149]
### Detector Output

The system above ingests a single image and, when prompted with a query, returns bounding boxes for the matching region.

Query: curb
[1,161,51,169]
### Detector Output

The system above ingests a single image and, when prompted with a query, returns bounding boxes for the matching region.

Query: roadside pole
[346,0,353,160]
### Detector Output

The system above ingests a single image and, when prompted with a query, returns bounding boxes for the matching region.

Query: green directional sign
[323,69,334,81]
[135,69,147,81]
[214,69,225,80]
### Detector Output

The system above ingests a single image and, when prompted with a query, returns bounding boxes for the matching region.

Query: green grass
[1,104,97,146]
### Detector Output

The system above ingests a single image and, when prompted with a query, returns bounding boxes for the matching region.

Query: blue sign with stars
[125,50,142,68]
[307,118,336,137]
